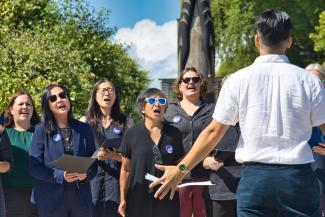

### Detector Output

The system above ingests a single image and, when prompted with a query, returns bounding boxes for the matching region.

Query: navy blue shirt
[90,125,123,204]
[309,127,325,194]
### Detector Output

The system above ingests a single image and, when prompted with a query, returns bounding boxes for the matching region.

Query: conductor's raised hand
[149,164,186,200]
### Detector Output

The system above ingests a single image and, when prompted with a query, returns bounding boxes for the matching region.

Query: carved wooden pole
[178,0,215,101]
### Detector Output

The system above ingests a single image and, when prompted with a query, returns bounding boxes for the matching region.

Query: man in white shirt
[150,9,325,217]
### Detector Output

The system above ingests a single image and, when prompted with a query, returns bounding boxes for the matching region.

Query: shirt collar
[254,54,289,64]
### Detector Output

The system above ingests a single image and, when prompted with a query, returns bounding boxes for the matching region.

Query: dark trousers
[237,163,320,217]
[0,186,4,217]
[3,187,38,217]
[38,184,91,217]
[93,201,120,217]
[205,199,237,217]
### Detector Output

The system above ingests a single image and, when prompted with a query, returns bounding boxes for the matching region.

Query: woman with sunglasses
[29,84,97,217]
[80,78,133,217]
[118,88,185,217]
[1,91,39,217]
[163,67,215,217]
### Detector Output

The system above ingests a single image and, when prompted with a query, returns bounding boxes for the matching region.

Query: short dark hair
[41,83,73,135]
[255,9,292,47]
[136,88,167,117]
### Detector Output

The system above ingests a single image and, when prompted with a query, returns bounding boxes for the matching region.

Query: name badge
[173,115,181,123]
[165,144,173,154]
[113,128,121,135]
[53,134,62,142]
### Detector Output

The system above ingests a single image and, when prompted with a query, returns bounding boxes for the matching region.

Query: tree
[0,0,149,118]
[310,11,325,65]
[211,0,325,76]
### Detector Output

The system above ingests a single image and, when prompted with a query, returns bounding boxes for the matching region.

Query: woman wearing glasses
[29,84,97,217]
[118,88,185,217]
[163,67,215,217]
[81,78,132,217]
[1,91,39,217]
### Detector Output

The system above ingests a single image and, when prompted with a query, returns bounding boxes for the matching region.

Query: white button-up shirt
[213,55,325,164]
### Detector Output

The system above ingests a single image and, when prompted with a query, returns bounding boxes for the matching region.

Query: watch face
[179,164,187,172]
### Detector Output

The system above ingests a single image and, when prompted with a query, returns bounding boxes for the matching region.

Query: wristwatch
[178,163,189,174]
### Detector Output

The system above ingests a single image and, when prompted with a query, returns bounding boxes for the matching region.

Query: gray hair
[305,63,325,77]
[136,88,167,117]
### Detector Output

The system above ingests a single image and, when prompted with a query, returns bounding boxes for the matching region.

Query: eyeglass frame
[145,97,167,106]
[97,87,115,95]
[49,91,67,103]
[152,144,162,164]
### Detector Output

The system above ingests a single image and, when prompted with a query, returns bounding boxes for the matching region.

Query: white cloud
[114,19,177,88]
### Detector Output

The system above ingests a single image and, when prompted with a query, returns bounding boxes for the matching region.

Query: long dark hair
[4,91,40,128]
[41,84,73,135]
[85,78,127,132]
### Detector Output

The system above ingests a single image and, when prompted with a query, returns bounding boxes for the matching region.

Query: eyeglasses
[49,92,67,103]
[153,145,162,164]
[97,87,115,95]
[145,97,167,105]
[182,76,200,84]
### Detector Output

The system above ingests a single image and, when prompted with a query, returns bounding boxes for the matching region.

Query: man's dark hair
[255,9,292,47]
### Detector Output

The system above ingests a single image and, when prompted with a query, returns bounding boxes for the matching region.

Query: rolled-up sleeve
[213,77,239,126]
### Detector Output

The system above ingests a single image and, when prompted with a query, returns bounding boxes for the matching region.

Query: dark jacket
[205,124,242,200]
[29,120,97,211]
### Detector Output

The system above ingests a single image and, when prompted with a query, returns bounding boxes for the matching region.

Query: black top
[163,101,215,178]
[119,123,184,217]
[58,128,73,155]
[90,125,122,204]
[0,130,14,167]
[204,125,242,200]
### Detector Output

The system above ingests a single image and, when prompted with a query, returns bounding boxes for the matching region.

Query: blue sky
[90,0,180,87]
[92,0,180,28]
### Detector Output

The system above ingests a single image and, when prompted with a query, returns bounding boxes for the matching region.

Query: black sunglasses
[182,76,200,84]
[49,91,67,103]
[153,145,162,164]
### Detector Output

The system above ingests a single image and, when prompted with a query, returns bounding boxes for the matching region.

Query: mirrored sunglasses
[49,91,67,103]
[182,76,200,84]
[145,97,167,105]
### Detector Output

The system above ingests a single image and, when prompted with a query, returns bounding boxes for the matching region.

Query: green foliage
[0,0,149,119]
[310,11,325,65]
[211,0,325,76]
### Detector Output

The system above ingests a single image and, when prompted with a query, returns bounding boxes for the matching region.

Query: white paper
[145,173,215,188]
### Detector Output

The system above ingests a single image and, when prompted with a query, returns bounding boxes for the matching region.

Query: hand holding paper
[49,154,96,173]
[145,173,214,188]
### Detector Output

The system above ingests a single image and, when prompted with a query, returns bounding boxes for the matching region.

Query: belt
[243,162,311,168]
